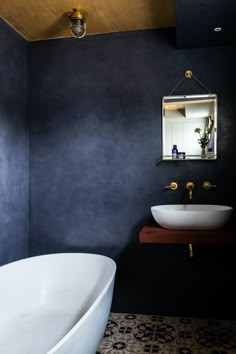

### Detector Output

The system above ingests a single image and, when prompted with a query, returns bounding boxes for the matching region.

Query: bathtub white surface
[0,253,116,354]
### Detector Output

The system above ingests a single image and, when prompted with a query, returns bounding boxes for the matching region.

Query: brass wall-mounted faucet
[186,182,194,200]
[164,182,178,190]
[203,181,216,189]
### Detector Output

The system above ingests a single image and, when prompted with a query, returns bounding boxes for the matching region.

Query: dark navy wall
[29,29,236,318]
[0,19,29,265]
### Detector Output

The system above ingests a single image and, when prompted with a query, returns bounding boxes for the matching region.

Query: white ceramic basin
[151,204,233,230]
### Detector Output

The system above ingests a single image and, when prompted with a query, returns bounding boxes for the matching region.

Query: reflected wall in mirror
[162,94,217,160]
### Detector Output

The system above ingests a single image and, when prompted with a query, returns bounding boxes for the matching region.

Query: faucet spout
[186,182,194,200]
[189,188,193,200]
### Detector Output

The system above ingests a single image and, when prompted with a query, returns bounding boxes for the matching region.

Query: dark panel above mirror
[176,0,236,49]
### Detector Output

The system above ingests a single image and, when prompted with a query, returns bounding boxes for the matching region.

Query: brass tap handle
[203,181,216,189]
[164,182,178,190]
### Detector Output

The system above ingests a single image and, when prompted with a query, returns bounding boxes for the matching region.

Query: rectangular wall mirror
[162,94,217,160]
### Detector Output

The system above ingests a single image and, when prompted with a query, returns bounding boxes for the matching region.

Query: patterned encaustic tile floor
[97,313,236,354]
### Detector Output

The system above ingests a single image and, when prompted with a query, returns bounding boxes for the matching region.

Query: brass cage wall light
[67,9,86,38]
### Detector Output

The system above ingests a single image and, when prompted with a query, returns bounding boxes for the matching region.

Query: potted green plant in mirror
[194,127,210,158]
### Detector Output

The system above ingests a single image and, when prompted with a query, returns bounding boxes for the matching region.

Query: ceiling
[176,0,236,49]
[0,0,176,41]
[0,0,235,47]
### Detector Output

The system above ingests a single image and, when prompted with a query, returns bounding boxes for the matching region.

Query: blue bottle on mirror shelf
[172,144,178,159]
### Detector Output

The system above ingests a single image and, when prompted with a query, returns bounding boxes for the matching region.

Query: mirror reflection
[162,94,217,160]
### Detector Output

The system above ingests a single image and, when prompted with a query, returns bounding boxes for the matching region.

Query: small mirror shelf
[162,94,217,160]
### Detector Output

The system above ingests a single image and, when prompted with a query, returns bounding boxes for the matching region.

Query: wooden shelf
[139,226,236,245]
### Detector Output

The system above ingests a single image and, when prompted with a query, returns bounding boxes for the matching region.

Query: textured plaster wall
[29,29,236,317]
[0,18,29,265]
[0,22,233,316]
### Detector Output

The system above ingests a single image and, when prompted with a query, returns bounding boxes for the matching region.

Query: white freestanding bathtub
[0,253,116,354]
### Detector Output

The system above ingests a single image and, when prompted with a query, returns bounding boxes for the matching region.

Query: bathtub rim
[0,252,116,354]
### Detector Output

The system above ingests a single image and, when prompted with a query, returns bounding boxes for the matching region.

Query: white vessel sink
[151,204,233,230]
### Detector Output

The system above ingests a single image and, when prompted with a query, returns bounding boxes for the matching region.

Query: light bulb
[67,9,86,39]
[70,18,86,38]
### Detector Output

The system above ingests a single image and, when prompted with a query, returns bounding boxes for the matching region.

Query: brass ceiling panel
[0,0,176,41]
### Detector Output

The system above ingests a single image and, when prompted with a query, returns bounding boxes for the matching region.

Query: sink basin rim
[151,204,233,212]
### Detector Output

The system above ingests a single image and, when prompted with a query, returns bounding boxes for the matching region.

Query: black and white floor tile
[97,313,236,354]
